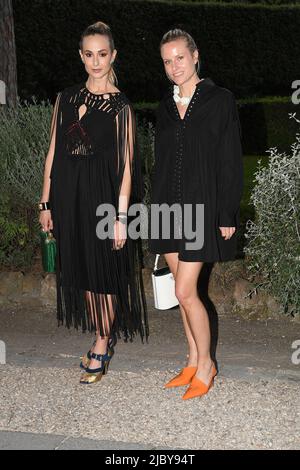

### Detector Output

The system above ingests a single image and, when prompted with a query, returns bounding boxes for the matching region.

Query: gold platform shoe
[79,349,113,385]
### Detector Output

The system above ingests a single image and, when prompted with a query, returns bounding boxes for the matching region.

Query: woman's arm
[116,104,135,216]
[40,92,61,203]
[39,92,61,231]
[217,92,244,239]
[113,103,137,249]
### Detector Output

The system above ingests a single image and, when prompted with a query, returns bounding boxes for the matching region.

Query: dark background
[13,0,300,103]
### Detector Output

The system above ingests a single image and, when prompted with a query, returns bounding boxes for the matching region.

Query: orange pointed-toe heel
[182,364,217,400]
[164,366,197,389]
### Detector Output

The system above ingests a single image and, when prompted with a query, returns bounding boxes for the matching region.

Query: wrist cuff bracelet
[39,202,51,211]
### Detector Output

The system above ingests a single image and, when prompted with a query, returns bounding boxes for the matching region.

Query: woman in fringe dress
[39,22,148,385]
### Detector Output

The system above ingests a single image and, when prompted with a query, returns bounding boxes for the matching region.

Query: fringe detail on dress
[55,237,149,343]
[50,88,149,344]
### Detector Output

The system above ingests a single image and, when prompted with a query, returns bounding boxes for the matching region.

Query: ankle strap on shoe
[91,352,109,362]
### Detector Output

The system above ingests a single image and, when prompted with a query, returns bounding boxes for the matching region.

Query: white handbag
[152,254,179,310]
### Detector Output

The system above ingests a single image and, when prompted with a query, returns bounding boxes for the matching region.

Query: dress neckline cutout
[82,83,122,98]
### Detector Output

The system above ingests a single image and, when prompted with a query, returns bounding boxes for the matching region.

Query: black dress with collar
[149,77,244,262]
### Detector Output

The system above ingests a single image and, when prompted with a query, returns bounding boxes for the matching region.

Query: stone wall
[0,260,284,319]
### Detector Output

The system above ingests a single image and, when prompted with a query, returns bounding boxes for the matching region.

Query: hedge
[151,1,300,4]
[12,0,300,103]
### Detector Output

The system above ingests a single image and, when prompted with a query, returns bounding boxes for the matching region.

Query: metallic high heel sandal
[80,341,115,370]
[79,340,96,370]
[79,349,114,385]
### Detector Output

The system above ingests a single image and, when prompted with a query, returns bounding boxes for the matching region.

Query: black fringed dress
[149,77,244,262]
[49,82,148,342]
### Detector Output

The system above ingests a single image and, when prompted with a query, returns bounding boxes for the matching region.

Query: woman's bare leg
[175,260,214,384]
[164,253,198,367]
[85,292,115,369]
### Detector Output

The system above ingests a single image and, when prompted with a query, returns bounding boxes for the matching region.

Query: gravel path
[0,365,299,450]
[0,300,299,449]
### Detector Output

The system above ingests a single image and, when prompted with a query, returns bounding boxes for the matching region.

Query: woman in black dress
[39,22,148,384]
[149,29,243,399]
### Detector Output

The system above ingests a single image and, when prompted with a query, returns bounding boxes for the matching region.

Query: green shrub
[0,191,36,269]
[0,100,52,269]
[244,113,300,316]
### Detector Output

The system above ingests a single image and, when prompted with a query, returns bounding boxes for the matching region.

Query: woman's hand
[219,227,236,240]
[113,220,127,250]
[39,210,53,233]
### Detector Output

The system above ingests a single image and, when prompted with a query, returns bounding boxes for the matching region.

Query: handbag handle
[153,254,160,272]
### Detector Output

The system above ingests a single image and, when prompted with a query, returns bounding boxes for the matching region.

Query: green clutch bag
[40,231,56,273]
